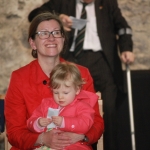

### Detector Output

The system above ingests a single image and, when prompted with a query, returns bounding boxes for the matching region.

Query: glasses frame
[35,30,63,39]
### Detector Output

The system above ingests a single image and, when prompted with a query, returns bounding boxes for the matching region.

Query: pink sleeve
[27,102,48,133]
[61,102,94,134]
[27,117,45,133]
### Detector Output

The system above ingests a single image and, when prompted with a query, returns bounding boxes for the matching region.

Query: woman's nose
[48,33,55,40]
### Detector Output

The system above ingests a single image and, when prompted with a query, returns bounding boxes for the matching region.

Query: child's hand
[52,116,63,127]
[38,118,52,127]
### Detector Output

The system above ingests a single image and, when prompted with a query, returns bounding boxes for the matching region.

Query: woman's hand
[59,132,85,144]
[36,130,84,149]
[42,129,71,149]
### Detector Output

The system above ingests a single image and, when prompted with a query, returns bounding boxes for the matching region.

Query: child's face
[52,81,80,107]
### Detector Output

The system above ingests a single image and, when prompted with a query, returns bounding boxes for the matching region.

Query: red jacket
[5,59,104,150]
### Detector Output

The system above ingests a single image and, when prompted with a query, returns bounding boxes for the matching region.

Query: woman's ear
[29,38,36,50]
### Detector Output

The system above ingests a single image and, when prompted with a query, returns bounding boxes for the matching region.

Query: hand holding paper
[70,16,88,30]
[47,108,59,128]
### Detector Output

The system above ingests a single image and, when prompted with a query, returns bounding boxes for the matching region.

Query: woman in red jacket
[5,12,104,150]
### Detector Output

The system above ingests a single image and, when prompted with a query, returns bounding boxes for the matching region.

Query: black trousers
[66,50,118,150]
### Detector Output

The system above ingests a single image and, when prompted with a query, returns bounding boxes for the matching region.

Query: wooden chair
[0,95,5,149]
[0,94,5,133]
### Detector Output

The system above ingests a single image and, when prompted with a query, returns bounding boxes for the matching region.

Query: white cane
[126,64,136,150]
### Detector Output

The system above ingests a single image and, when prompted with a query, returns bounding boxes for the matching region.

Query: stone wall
[0,0,150,94]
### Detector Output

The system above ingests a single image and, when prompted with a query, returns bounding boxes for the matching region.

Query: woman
[5,12,104,150]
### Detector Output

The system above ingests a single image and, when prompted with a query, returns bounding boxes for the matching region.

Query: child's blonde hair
[49,62,86,89]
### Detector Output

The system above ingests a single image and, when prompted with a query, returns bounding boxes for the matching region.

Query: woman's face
[30,19,65,58]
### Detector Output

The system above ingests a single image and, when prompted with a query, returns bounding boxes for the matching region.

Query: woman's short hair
[28,12,68,58]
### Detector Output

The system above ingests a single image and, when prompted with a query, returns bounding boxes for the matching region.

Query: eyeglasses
[35,30,63,39]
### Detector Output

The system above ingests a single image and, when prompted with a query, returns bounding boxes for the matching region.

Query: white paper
[70,16,88,30]
[47,108,59,128]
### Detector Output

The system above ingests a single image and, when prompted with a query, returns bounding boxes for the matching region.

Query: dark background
[117,70,150,150]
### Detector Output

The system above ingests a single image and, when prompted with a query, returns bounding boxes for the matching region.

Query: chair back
[0,95,5,133]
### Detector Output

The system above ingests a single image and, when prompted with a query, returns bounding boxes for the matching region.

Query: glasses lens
[39,31,49,39]
[52,30,62,38]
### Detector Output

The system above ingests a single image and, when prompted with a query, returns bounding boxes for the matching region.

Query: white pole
[126,64,136,150]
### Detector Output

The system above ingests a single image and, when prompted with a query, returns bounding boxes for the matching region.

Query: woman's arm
[5,71,71,149]
[5,72,39,149]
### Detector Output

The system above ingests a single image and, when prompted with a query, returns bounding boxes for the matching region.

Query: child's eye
[53,92,58,94]
[64,92,69,94]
